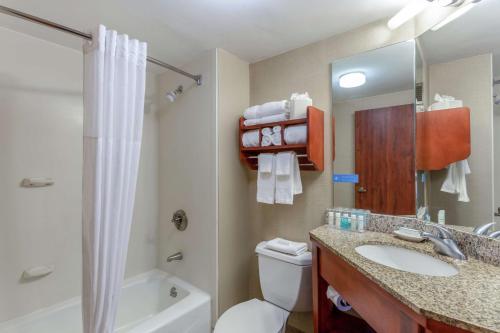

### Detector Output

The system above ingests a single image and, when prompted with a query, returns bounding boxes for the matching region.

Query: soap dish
[393,227,424,242]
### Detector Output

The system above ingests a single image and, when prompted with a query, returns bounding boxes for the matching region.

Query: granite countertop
[310,225,500,333]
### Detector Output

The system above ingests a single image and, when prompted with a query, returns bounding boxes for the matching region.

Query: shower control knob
[171,209,188,231]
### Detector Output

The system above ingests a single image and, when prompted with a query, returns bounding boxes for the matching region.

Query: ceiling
[418,0,500,75]
[331,41,415,102]
[0,0,409,68]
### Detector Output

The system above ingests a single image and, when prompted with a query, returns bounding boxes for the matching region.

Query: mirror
[330,1,500,235]
[416,0,499,232]
[331,41,416,216]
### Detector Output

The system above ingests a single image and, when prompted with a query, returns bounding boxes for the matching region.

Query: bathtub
[0,270,211,333]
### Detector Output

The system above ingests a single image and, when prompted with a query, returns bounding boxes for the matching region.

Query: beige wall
[216,49,252,316]
[428,54,494,227]
[157,50,218,324]
[0,27,160,321]
[247,18,419,333]
[333,90,414,208]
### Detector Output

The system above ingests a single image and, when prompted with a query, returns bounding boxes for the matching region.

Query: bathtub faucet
[166,252,183,262]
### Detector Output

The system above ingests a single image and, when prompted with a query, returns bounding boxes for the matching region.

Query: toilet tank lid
[255,241,312,266]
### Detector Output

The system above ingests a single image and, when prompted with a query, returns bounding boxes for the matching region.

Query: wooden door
[355,104,415,215]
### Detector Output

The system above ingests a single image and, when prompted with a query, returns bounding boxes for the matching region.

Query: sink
[355,244,458,277]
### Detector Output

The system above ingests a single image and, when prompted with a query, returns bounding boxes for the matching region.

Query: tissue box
[290,93,312,119]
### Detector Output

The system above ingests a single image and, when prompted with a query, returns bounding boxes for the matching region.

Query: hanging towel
[265,238,307,256]
[284,124,307,145]
[441,159,471,202]
[242,130,259,147]
[244,100,290,119]
[257,154,276,204]
[243,113,289,126]
[275,152,302,204]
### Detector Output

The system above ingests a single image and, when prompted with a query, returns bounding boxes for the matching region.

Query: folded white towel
[271,132,282,146]
[284,124,307,145]
[275,152,302,205]
[244,100,290,120]
[261,127,272,136]
[257,154,276,204]
[441,159,471,202]
[242,130,259,147]
[265,238,307,256]
[261,135,272,147]
[243,113,289,126]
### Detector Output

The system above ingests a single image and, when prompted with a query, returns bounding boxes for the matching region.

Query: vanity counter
[310,225,500,333]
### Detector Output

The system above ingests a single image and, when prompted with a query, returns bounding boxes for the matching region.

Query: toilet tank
[255,241,312,312]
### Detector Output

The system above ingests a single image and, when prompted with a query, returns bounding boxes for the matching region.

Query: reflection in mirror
[416,0,499,235]
[331,41,416,216]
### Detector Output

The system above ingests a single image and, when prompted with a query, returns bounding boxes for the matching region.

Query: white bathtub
[0,270,211,333]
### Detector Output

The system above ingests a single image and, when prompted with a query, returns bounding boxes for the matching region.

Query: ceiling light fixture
[387,0,433,30]
[339,72,366,88]
[431,0,480,31]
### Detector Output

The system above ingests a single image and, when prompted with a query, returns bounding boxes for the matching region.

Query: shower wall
[0,26,160,321]
[157,49,218,323]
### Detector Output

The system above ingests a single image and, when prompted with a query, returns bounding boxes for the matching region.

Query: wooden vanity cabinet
[311,239,472,333]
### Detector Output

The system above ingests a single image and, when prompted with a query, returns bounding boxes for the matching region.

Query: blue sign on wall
[333,174,359,183]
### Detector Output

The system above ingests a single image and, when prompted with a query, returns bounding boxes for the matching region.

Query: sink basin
[355,244,458,277]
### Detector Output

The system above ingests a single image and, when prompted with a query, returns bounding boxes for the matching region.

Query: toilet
[214,241,312,333]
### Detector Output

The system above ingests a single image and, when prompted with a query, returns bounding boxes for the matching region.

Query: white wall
[157,50,218,324]
[333,90,414,208]
[0,27,159,321]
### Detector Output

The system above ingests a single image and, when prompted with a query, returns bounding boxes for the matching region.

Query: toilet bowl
[214,241,312,333]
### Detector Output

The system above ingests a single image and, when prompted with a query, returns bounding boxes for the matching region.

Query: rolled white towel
[242,130,259,147]
[244,100,289,119]
[243,113,289,126]
[272,125,282,134]
[261,127,273,136]
[284,124,307,145]
[261,135,272,147]
[265,238,307,256]
[271,132,282,146]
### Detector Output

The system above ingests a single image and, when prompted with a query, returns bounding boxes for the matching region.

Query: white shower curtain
[82,25,147,333]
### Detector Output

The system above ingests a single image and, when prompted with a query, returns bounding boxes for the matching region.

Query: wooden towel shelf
[239,106,324,171]
[416,107,471,171]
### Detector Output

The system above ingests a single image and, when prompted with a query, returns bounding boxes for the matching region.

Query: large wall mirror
[331,0,499,235]
[331,41,416,216]
[416,0,499,231]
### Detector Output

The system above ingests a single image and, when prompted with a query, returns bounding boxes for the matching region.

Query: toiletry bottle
[328,211,334,228]
[357,215,365,232]
[350,211,358,231]
[334,211,341,229]
[340,213,351,230]
[438,210,445,225]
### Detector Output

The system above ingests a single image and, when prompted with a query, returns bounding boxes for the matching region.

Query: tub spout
[166,252,183,263]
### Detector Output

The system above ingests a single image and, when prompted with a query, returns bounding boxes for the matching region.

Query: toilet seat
[214,299,289,333]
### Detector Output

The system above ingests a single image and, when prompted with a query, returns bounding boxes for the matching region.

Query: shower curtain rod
[0,5,202,86]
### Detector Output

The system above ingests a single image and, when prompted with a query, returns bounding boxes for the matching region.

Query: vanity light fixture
[431,0,481,31]
[387,0,433,30]
[339,72,366,88]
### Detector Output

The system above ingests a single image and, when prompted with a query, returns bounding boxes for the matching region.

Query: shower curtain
[82,25,147,333]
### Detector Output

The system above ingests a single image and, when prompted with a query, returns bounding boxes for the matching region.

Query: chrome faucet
[166,252,183,263]
[489,230,500,238]
[473,222,496,235]
[421,225,466,260]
